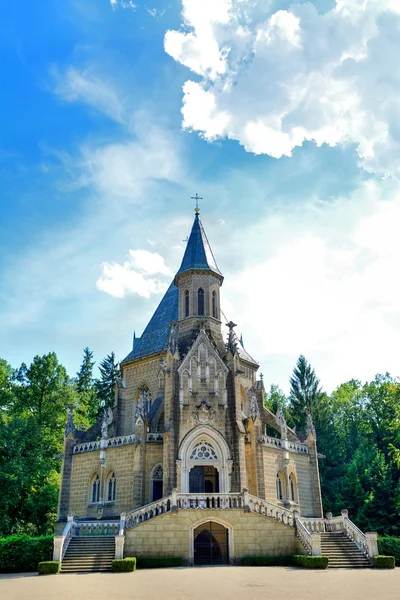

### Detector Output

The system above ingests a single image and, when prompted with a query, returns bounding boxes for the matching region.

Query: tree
[74,347,97,427]
[288,355,324,430]
[0,353,76,536]
[95,352,119,413]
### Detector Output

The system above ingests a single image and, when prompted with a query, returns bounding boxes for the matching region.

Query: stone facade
[56,211,324,562]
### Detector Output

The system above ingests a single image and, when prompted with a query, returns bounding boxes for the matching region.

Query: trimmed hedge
[243,556,294,566]
[292,555,329,569]
[38,561,60,575]
[373,555,395,569]
[378,536,400,566]
[136,556,183,569]
[0,535,53,573]
[112,558,137,572]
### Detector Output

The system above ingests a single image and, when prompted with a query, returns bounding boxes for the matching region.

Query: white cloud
[110,0,136,10]
[96,249,172,298]
[222,179,400,392]
[165,0,400,177]
[53,67,125,123]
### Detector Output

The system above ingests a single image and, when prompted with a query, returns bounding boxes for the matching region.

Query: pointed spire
[175,212,223,280]
[240,333,244,347]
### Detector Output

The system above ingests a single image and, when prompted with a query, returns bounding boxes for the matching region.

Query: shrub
[136,556,183,569]
[292,555,329,569]
[373,556,395,569]
[38,561,60,575]
[378,536,400,566]
[0,535,53,573]
[243,556,294,566]
[111,558,137,572]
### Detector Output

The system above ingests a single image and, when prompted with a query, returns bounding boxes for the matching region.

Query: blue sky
[1,0,400,393]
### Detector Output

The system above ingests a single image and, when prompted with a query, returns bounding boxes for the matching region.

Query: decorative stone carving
[65,404,75,436]
[306,407,316,439]
[192,399,216,424]
[250,394,260,420]
[159,358,171,375]
[226,320,238,354]
[275,408,288,441]
[167,321,178,353]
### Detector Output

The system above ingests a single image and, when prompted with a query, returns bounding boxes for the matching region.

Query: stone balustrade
[247,494,295,527]
[75,520,119,536]
[300,517,326,533]
[124,496,173,530]
[73,434,137,454]
[262,435,308,454]
[146,433,164,443]
[177,493,243,510]
[294,514,316,555]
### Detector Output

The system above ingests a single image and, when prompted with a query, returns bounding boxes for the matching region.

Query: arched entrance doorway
[193,521,229,565]
[189,465,219,493]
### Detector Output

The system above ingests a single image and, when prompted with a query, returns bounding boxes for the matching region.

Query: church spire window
[184,289,190,317]
[198,288,204,316]
[212,290,217,318]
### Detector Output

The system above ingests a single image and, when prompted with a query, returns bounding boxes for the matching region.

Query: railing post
[242,488,250,512]
[53,536,64,561]
[341,508,348,529]
[115,535,125,559]
[365,532,378,558]
[311,534,321,556]
[119,512,126,536]
[172,488,178,513]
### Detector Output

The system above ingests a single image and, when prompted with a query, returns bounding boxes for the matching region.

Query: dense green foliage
[111,558,137,572]
[378,536,400,565]
[136,556,183,569]
[0,350,118,536]
[38,561,60,575]
[0,535,53,572]
[292,555,329,569]
[242,555,293,566]
[265,356,400,536]
[372,555,395,569]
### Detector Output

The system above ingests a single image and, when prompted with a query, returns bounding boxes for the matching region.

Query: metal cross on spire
[191,193,203,214]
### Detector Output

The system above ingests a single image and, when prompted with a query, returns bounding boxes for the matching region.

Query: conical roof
[175,213,223,280]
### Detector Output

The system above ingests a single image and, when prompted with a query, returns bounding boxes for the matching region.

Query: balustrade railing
[124,496,172,530]
[247,494,295,526]
[343,516,370,558]
[75,521,119,536]
[73,434,137,454]
[177,493,242,510]
[300,517,325,533]
[53,515,76,561]
[295,515,313,554]
[147,433,163,443]
[262,435,308,454]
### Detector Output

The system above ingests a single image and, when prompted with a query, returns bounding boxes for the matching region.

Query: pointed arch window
[106,472,116,503]
[289,474,296,502]
[212,290,217,318]
[184,289,190,317]
[151,463,163,502]
[198,288,204,315]
[276,473,283,501]
[91,474,100,504]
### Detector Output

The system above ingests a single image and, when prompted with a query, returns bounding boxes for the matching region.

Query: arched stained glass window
[276,473,283,501]
[184,290,190,317]
[91,474,100,504]
[212,290,217,318]
[190,441,218,461]
[107,472,116,502]
[198,288,204,316]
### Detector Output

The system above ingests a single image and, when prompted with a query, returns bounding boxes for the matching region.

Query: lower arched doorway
[193,521,229,565]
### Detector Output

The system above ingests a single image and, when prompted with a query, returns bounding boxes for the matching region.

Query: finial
[191,193,203,214]
[260,373,264,381]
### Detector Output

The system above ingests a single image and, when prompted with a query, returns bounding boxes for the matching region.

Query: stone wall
[124,509,304,563]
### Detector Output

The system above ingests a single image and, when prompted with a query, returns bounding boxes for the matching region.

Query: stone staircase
[320,532,371,568]
[61,536,115,573]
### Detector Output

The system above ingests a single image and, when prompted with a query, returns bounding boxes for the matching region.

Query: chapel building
[56,208,330,566]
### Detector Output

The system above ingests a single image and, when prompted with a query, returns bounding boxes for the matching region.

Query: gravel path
[1,567,399,600]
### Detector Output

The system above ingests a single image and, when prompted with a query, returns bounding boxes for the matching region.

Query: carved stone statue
[306,407,316,439]
[275,407,288,440]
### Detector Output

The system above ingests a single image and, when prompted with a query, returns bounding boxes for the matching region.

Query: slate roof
[121,282,179,363]
[176,213,223,279]
[234,332,259,366]
[148,395,164,423]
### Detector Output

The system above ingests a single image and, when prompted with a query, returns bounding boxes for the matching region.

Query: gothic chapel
[55,207,376,569]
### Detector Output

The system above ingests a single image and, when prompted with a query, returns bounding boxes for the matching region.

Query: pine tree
[95,352,119,414]
[75,347,97,427]
[288,355,324,430]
